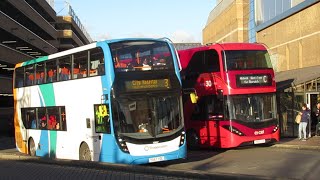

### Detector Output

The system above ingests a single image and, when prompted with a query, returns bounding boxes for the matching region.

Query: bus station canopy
[275,65,320,91]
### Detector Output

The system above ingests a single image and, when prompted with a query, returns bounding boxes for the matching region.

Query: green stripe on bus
[50,131,57,158]
[39,84,56,106]
[23,56,49,66]
[39,83,57,158]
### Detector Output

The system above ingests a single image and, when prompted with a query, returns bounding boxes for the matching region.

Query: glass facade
[255,0,304,26]
[248,0,256,42]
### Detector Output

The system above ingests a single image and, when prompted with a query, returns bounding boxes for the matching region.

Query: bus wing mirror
[190,92,198,104]
[183,88,198,104]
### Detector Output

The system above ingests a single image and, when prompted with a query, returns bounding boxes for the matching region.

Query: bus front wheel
[28,138,36,156]
[187,130,199,150]
[79,143,91,161]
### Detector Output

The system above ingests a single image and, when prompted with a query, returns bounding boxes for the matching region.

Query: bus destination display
[236,74,271,87]
[125,79,171,91]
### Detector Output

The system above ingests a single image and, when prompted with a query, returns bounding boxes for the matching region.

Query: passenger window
[191,95,223,121]
[38,108,47,129]
[58,56,71,81]
[35,63,45,84]
[73,51,88,79]
[94,104,111,133]
[47,107,60,130]
[21,108,37,129]
[90,48,105,76]
[60,107,67,131]
[206,96,224,119]
[15,67,24,88]
[46,60,57,83]
[203,50,220,73]
[25,65,35,86]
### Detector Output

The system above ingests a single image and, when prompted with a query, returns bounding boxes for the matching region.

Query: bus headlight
[272,125,279,132]
[222,125,244,136]
[118,137,129,153]
[179,131,185,146]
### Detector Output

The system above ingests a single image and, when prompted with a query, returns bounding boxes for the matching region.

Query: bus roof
[212,42,267,50]
[178,43,267,69]
[15,37,173,68]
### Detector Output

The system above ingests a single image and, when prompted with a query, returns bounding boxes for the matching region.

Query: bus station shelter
[276,65,320,138]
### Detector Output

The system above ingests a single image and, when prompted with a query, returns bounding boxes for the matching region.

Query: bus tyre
[187,131,199,150]
[28,138,36,156]
[79,143,91,161]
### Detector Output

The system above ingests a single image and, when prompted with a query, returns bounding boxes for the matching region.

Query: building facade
[0,0,92,135]
[0,0,92,94]
[203,0,320,137]
[203,0,250,44]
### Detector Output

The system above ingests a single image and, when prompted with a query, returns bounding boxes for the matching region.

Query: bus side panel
[35,130,49,157]
[14,86,44,153]
[196,121,219,147]
[207,121,220,147]
[38,84,58,158]
[53,77,104,160]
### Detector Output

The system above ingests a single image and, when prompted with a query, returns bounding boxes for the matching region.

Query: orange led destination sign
[125,79,171,91]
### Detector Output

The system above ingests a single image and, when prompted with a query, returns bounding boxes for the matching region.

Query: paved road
[152,146,320,180]
[0,159,191,180]
[1,136,320,179]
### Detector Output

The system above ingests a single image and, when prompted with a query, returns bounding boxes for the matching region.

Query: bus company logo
[144,145,168,151]
[254,130,264,135]
[263,75,268,83]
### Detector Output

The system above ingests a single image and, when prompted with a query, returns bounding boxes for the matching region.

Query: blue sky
[54,0,217,43]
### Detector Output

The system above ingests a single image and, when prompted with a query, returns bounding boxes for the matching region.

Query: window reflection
[110,41,174,72]
[225,94,276,122]
[112,95,182,137]
[256,0,296,25]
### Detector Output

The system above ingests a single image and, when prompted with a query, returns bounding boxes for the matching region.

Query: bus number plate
[149,156,165,163]
[254,139,266,144]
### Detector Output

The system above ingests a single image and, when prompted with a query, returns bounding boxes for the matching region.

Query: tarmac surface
[272,136,320,151]
[0,135,320,179]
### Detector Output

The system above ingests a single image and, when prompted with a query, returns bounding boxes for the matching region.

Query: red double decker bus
[179,43,279,149]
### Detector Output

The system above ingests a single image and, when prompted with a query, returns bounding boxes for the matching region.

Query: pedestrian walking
[299,103,310,141]
[314,102,320,136]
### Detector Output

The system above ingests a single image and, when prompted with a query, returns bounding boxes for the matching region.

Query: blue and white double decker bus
[13,38,186,164]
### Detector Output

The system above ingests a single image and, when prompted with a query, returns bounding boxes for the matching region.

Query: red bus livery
[179,43,279,149]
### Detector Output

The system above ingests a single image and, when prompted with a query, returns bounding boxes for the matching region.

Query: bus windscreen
[225,50,273,70]
[110,41,174,71]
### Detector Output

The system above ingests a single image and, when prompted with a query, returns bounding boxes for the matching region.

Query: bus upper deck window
[90,48,104,76]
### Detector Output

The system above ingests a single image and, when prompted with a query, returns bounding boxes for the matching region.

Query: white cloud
[170,30,199,43]
[128,33,163,39]
[95,33,112,41]
[93,30,201,43]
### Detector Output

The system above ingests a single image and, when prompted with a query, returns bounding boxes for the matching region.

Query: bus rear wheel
[187,130,199,150]
[28,138,36,156]
[79,143,91,161]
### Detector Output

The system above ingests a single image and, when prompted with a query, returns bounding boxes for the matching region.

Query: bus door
[199,119,218,146]
[21,108,36,154]
[192,95,221,146]
[206,95,223,146]
[21,120,29,153]
[92,103,112,161]
[306,92,319,137]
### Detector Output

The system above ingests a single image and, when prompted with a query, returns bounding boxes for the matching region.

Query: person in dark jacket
[314,102,320,136]
[299,103,310,141]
